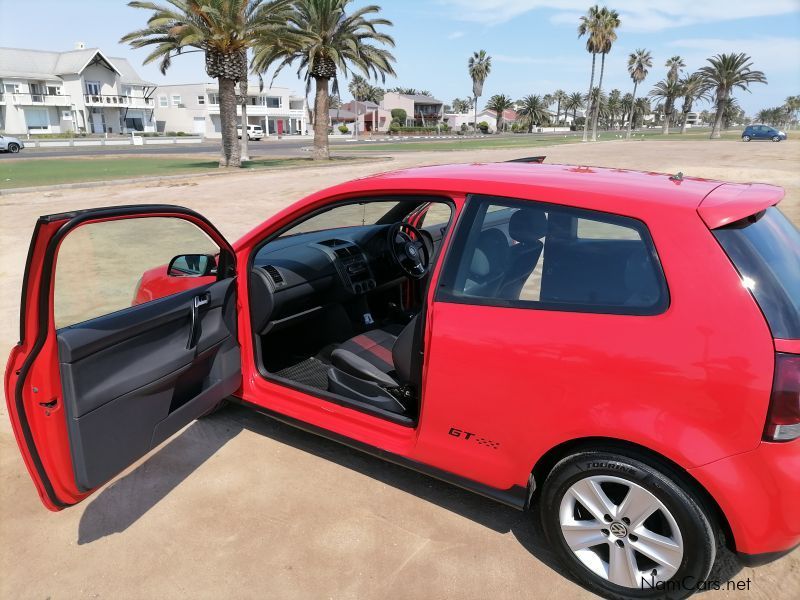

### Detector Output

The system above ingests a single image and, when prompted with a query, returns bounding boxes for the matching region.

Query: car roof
[345,162,725,209]
[235,162,785,249]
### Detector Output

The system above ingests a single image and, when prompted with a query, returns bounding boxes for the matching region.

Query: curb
[0,156,393,196]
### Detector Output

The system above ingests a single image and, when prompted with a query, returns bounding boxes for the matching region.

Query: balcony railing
[4,92,72,106]
[84,94,154,107]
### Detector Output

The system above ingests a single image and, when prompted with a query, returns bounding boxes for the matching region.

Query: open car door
[4,205,241,511]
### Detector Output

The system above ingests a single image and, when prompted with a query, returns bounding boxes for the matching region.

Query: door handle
[187,292,210,349]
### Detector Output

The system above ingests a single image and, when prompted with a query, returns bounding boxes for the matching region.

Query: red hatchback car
[5,163,800,599]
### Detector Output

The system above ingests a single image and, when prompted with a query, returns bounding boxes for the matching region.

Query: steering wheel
[387,222,430,280]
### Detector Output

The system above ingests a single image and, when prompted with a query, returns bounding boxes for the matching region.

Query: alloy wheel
[558,475,684,588]
[9,144,19,153]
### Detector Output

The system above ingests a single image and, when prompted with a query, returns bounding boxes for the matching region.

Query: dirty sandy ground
[1,140,798,599]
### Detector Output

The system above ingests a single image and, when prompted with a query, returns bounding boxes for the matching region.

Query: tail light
[764,353,800,442]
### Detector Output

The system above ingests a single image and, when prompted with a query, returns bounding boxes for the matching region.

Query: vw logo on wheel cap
[609,522,628,538]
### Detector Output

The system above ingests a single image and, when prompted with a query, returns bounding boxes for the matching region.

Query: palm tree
[665,56,686,83]
[621,92,633,126]
[451,98,470,113]
[578,5,620,142]
[589,7,620,141]
[606,89,621,129]
[252,0,396,160]
[577,5,602,142]
[785,95,800,129]
[633,97,651,129]
[122,0,291,168]
[349,74,384,103]
[720,97,744,129]
[551,89,567,126]
[565,91,584,127]
[678,72,710,133]
[649,78,682,134]
[486,94,514,133]
[625,48,652,139]
[517,94,549,132]
[587,87,608,129]
[468,50,492,135]
[698,53,767,139]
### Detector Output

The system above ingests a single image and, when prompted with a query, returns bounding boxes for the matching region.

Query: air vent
[335,247,355,258]
[318,239,349,247]
[263,265,284,285]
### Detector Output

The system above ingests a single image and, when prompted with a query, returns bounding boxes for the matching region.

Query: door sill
[233,398,529,510]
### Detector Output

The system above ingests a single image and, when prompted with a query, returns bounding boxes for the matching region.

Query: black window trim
[435,193,670,317]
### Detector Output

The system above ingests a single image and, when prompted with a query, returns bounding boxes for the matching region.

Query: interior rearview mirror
[167,254,217,277]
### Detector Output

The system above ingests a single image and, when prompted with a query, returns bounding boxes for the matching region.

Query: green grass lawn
[342,127,743,152]
[0,156,363,190]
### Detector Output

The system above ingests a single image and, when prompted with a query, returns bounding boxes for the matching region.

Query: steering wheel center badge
[406,243,417,258]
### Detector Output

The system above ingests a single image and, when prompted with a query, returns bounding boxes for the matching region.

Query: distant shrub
[390,108,407,124]
[477,121,489,133]
[388,121,400,133]
[338,124,350,134]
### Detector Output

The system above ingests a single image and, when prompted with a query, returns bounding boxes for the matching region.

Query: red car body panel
[689,440,800,554]
[134,264,216,305]
[5,164,799,559]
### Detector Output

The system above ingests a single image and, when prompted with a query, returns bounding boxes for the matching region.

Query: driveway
[1,140,798,599]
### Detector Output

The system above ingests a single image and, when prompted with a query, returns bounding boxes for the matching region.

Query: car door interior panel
[57,279,240,491]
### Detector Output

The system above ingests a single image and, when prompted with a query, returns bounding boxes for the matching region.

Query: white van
[237,124,264,140]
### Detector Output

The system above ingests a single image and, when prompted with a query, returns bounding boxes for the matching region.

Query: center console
[315,239,377,295]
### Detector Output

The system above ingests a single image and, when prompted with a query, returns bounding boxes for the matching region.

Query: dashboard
[249,224,413,334]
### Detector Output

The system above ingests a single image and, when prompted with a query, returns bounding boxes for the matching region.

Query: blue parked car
[742,124,787,142]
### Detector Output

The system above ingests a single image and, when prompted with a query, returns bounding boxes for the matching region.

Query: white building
[153,83,307,138]
[0,44,155,135]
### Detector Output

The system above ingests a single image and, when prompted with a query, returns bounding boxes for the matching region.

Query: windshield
[280,201,400,237]
[714,207,800,339]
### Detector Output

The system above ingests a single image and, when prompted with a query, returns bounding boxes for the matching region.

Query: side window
[417,203,453,229]
[54,217,220,328]
[437,195,668,315]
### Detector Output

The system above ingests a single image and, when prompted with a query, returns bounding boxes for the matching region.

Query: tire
[540,450,717,600]
[7,143,20,153]
[772,136,781,142]
[742,135,751,142]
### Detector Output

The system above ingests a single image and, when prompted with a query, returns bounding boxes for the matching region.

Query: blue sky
[1,0,798,114]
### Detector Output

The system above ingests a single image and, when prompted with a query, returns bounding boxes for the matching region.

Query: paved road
[0,138,320,159]
[0,131,585,160]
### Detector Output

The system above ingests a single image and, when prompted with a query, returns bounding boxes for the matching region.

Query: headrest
[509,209,548,244]
[624,250,658,300]
[469,228,509,278]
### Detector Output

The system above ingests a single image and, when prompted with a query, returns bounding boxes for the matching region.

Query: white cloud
[437,1,799,32]
[668,37,800,75]
[447,31,465,39]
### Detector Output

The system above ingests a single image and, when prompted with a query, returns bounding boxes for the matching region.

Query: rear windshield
[714,207,800,338]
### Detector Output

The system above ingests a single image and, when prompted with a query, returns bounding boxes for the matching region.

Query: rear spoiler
[698,183,785,229]
[505,156,546,164]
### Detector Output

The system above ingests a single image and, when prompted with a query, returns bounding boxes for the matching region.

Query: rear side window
[437,195,668,315]
[714,207,800,338]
